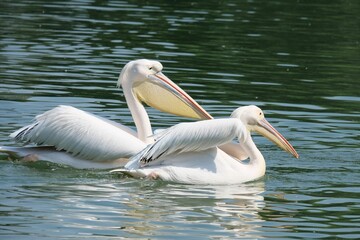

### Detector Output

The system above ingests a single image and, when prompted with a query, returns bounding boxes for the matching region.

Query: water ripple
[1,0,359,239]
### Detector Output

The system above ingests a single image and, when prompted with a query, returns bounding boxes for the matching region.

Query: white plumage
[114,105,299,185]
[11,105,143,161]
[1,59,212,169]
[125,118,246,169]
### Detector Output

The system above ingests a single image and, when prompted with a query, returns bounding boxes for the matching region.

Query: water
[0,0,359,239]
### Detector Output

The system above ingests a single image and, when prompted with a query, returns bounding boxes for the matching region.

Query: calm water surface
[0,0,359,239]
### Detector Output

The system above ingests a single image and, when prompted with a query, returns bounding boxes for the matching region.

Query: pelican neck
[121,80,153,144]
[242,132,266,175]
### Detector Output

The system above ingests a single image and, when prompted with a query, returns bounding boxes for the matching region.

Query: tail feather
[10,122,36,141]
[0,146,128,169]
[0,146,24,159]
[124,145,152,170]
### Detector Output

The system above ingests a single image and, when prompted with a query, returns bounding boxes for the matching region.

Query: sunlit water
[1,0,359,239]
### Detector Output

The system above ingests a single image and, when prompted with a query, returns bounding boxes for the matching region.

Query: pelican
[0,59,212,169]
[113,105,299,185]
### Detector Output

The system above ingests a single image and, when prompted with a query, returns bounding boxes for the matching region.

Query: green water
[0,0,359,239]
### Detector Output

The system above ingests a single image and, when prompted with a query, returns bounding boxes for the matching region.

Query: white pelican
[0,59,212,169]
[113,105,299,185]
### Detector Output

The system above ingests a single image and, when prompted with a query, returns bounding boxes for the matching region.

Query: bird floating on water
[0,59,212,169]
[112,105,299,185]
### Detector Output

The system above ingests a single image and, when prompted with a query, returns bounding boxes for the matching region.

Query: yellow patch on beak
[133,73,212,120]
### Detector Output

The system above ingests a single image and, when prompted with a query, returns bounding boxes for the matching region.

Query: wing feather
[10,105,145,161]
[125,118,245,169]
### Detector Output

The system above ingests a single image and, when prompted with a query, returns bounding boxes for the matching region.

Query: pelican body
[0,59,212,169]
[114,105,299,185]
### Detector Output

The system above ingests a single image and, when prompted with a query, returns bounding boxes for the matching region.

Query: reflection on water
[1,169,266,239]
[2,165,359,239]
[116,182,265,238]
[0,0,359,239]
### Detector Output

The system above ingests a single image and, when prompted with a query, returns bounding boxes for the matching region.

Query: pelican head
[231,105,299,158]
[118,59,212,120]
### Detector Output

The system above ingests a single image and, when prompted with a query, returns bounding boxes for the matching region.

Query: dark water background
[0,0,359,239]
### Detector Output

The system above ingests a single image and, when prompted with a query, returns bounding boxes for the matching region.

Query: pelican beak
[133,71,212,120]
[253,118,299,158]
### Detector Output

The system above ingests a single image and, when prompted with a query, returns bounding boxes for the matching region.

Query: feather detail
[125,118,246,169]
[10,105,145,161]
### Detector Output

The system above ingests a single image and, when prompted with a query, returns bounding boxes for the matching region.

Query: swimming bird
[0,59,212,169]
[114,105,299,185]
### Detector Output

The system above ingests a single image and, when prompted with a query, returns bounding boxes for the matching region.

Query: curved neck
[122,81,154,144]
[242,132,266,178]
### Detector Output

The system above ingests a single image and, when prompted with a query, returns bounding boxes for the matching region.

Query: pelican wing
[125,118,246,169]
[11,105,145,161]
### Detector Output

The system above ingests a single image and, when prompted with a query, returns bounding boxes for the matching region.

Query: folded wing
[11,105,145,161]
[125,118,246,169]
